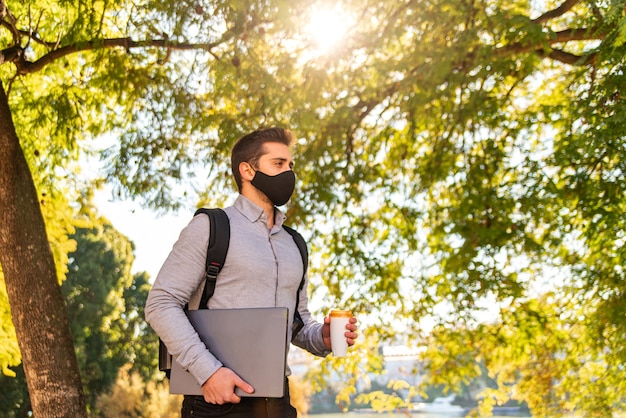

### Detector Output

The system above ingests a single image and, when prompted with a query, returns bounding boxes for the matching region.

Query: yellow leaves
[388,378,411,391]
[475,387,511,417]
[0,275,21,376]
[336,384,357,412]
[287,375,311,416]
[40,186,79,285]
[419,293,626,416]
[355,389,407,413]
[95,364,182,418]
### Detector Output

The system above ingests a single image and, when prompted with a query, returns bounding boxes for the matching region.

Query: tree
[0,0,293,414]
[62,217,158,412]
[0,212,159,415]
[1,0,625,416]
[0,77,85,416]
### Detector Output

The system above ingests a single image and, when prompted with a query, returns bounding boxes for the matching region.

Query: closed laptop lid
[169,307,289,398]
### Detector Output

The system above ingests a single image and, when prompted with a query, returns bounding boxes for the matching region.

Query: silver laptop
[169,307,289,398]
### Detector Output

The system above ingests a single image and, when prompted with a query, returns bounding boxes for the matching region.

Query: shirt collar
[234,195,286,228]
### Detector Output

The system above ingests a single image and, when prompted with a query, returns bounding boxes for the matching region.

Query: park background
[1,0,625,417]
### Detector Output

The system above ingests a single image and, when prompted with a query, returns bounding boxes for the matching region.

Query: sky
[94,191,192,280]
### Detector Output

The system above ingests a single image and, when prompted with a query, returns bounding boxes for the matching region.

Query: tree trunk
[0,81,86,417]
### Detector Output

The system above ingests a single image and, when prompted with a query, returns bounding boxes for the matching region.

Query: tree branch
[5,37,225,75]
[552,27,603,43]
[0,45,21,65]
[0,0,20,44]
[545,48,596,65]
[494,26,605,66]
[531,0,581,24]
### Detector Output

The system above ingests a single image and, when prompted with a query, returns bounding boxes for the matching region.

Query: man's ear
[239,162,255,182]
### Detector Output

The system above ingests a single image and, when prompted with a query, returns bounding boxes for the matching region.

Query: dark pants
[181,379,297,418]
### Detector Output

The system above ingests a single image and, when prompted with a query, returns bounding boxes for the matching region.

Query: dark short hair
[231,127,295,191]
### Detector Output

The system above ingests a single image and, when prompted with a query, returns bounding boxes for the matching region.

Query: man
[145,127,359,417]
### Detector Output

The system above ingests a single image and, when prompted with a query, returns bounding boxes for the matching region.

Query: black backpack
[158,208,308,376]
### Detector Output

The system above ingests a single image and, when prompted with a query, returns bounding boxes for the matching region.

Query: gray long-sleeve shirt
[145,195,329,386]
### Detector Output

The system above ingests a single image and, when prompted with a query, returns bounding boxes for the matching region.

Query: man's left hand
[322,315,358,350]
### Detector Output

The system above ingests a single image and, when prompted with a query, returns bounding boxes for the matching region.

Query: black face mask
[251,170,296,206]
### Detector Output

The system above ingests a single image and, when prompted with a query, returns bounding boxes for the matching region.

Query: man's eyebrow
[271,157,294,166]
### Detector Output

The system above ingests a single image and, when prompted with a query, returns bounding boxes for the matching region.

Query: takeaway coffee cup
[330,309,352,357]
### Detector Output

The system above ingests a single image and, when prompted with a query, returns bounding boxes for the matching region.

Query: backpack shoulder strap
[194,208,230,309]
[159,208,229,376]
[283,225,308,337]
[283,225,308,285]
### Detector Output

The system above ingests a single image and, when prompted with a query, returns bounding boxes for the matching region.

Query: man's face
[256,142,294,176]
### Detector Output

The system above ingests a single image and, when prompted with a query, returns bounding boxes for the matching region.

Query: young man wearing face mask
[145,127,359,417]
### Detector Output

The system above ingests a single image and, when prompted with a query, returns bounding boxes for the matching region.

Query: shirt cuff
[188,353,224,386]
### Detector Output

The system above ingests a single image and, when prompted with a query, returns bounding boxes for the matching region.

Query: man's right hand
[200,367,254,404]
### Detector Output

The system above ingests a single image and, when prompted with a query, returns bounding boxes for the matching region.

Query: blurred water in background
[311,412,531,418]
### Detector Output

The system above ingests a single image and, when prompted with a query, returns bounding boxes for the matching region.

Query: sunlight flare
[305,6,351,52]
